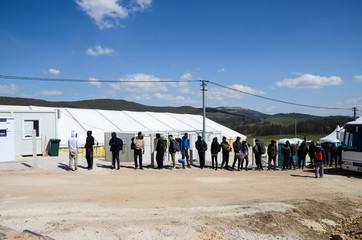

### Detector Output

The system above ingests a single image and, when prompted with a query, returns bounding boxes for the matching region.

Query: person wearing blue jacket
[180,133,191,168]
[314,142,326,178]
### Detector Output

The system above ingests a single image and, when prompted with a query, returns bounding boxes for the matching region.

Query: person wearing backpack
[220,137,231,170]
[195,136,207,169]
[133,132,145,170]
[180,133,191,169]
[155,133,164,169]
[253,139,263,171]
[314,142,326,178]
[168,135,177,170]
[267,140,277,171]
[210,137,221,170]
[282,141,292,171]
[109,132,123,170]
[231,137,243,171]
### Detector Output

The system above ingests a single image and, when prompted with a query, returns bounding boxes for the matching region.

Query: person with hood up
[195,136,207,169]
[267,140,277,171]
[220,137,231,170]
[282,141,292,171]
[231,137,243,171]
[68,130,79,171]
[308,141,315,168]
[155,133,164,169]
[314,142,326,178]
[241,141,249,171]
[297,141,308,169]
[210,137,221,170]
[85,130,95,170]
[253,139,263,171]
[109,132,123,170]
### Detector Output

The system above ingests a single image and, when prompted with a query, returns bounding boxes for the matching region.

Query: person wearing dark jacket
[109,132,123,170]
[231,137,242,171]
[282,141,293,171]
[156,133,164,169]
[253,139,263,170]
[331,143,338,167]
[308,141,315,168]
[85,130,95,170]
[195,136,207,169]
[168,135,177,170]
[220,137,231,170]
[241,141,249,171]
[297,141,308,169]
[267,140,277,171]
[210,137,221,170]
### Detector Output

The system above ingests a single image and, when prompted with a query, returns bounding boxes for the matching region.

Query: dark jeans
[221,152,229,169]
[298,157,306,168]
[112,150,120,169]
[198,150,205,168]
[86,148,93,168]
[282,157,290,170]
[134,149,143,168]
[156,151,164,169]
[232,154,241,170]
[268,155,276,170]
[287,157,295,169]
[211,154,218,169]
[255,154,263,169]
[181,149,190,166]
[241,155,249,169]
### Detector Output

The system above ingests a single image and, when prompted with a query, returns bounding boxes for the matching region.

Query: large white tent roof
[320,125,341,143]
[2,105,246,147]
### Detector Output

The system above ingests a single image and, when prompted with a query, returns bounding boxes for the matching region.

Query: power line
[207,81,351,110]
[0,74,200,83]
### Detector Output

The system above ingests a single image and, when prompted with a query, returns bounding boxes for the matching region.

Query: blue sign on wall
[0,129,6,137]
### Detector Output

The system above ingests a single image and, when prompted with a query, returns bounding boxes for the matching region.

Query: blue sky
[0,0,361,116]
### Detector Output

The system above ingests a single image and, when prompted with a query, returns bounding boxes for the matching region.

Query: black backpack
[175,138,181,151]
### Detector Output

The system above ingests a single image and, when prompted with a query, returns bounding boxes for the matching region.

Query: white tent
[1,105,246,148]
[320,125,341,143]
[277,138,304,145]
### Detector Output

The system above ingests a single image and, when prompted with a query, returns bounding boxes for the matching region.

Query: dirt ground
[0,158,361,240]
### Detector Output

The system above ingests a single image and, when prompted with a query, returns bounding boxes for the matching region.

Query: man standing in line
[134,132,145,170]
[180,133,191,168]
[168,135,177,170]
[109,132,123,170]
[85,130,95,170]
[220,137,231,170]
[314,142,326,178]
[210,137,221,170]
[241,141,249,171]
[267,140,277,171]
[253,139,263,171]
[195,136,207,169]
[231,137,242,171]
[68,130,79,171]
[282,141,292,171]
[308,141,315,168]
[156,133,164,169]
[297,141,308,169]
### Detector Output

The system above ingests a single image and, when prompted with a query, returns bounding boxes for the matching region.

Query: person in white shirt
[68,130,79,171]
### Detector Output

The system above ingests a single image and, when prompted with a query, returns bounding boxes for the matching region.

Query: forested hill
[0,97,353,136]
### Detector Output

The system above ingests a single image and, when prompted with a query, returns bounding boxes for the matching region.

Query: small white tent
[320,125,341,143]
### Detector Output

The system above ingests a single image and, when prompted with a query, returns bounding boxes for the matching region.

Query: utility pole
[353,107,357,121]
[201,80,208,141]
[294,119,297,137]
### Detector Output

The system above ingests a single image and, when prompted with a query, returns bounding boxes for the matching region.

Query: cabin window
[23,119,40,138]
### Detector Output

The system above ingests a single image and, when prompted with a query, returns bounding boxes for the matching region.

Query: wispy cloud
[38,90,63,96]
[354,75,362,82]
[217,68,226,73]
[0,83,18,95]
[86,45,113,56]
[154,93,198,105]
[109,73,168,92]
[47,68,61,75]
[75,0,152,29]
[207,84,264,101]
[88,77,102,87]
[276,74,343,89]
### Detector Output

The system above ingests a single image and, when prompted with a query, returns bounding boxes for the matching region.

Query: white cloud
[178,73,194,94]
[48,68,60,75]
[154,93,198,105]
[180,73,192,81]
[125,93,152,102]
[88,77,102,87]
[38,90,63,96]
[75,0,152,29]
[110,73,168,92]
[207,84,265,101]
[337,97,362,108]
[0,83,18,95]
[86,45,113,56]
[217,68,226,73]
[276,74,343,89]
[354,75,362,82]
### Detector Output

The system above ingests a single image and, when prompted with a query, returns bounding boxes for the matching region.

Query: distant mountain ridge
[0,97,352,136]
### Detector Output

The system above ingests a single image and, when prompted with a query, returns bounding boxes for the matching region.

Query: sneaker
[171,167,176,170]
[140,167,144,170]
[134,167,137,170]
[187,165,191,168]
[88,167,93,170]
[182,165,186,169]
